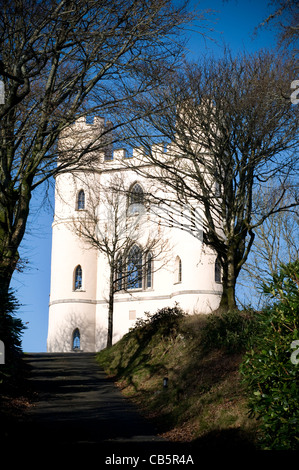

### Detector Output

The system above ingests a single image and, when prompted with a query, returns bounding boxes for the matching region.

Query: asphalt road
[2,353,260,465]
[15,353,166,445]
[4,352,198,461]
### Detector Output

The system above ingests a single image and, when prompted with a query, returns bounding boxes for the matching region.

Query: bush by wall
[131,303,186,339]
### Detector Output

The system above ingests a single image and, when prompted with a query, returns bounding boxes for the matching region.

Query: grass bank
[96,307,260,449]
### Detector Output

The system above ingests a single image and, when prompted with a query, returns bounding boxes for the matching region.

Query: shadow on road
[2,352,265,466]
[6,353,166,445]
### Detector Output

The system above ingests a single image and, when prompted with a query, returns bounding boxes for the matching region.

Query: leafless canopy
[258,0,299,51]
[124,49,299,309]
[0,0,197,287]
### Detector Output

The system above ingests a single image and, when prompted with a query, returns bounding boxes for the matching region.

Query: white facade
[47,117,222,352]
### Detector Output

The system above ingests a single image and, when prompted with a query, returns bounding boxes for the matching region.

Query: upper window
[127,245,143,289]
[128,183,144,215]
[74,265,83,290]
[77,190,85,210]
[174,256,182,283]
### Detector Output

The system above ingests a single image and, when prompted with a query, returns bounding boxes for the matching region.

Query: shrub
[0,289,26,388]
[131,303,186,339]
[240,261,299,450]
[200,309,259,354]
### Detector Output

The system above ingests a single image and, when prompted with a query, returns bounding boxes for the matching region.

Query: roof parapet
[59,116,168,167]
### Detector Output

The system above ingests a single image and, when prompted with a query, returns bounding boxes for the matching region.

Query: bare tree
[70,174,171,348]
[0,0,197,293]
[124,49,299,310]
[238,189,299,308]
[258,0,299,51]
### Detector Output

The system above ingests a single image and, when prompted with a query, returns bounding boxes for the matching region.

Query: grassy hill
[96,306,260,450]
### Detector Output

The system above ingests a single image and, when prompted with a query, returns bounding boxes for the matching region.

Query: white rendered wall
[94,164,222,350]
[47,117,222,352]
[47,302,96,352]
[47,171,99,352]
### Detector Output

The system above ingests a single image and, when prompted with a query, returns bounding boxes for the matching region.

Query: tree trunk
[106,267,115,348]
[0,227,21,300]
[219,281,237,311]
[218,252,238,311]
[0,249,18,292]
[0,180,32,297]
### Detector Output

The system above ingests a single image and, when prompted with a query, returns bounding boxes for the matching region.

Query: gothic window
[145,252,152,289]
[72,328,80,350]
[128,183,144,215]
[127,245,143,289]
[77,190,85,210]
[174,256,182,283]
[215,256,222,283]
[74,265,82,290]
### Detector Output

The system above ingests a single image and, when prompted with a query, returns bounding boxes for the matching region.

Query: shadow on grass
[189,427,257,450]
[103,328,168,393]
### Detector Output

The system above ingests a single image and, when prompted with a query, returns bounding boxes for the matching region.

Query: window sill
[127,204,146,216]
[73,289,86,292]
[115,288,147,293]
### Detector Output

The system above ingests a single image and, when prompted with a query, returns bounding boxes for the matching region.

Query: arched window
[174,256,182,283]
[74,265,82,290]
[215,256,222,283]
[72,328,80,350]
[127,245,142,289]
[128,183,144,215]
[145,252,152,289]
[77,190,85,210]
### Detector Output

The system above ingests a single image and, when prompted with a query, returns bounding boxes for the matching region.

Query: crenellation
[112,148,127,160]
[132,146,144,159]
[93,116,106,127]
[59,115,170,166]
[152,142,167,158]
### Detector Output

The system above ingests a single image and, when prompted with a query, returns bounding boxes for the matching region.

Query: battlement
[58,116,169,167]
[58,116,113,163]
[109,143,168,162]
[71,115,113,131]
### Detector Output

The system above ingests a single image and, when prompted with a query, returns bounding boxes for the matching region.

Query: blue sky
[11,0,279,352]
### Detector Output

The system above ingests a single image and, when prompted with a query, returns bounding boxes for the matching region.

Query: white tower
[47,117,222,352]
[47,117,109,352]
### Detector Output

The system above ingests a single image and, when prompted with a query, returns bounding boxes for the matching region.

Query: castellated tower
[47,117,222,352]
[47,117,106,352]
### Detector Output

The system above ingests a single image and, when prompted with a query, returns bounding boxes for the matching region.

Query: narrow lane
[11,353,167,449]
